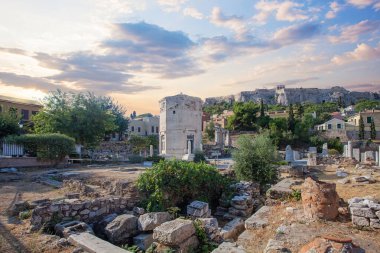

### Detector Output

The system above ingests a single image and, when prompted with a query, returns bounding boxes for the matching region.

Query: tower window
[173,111,176,114]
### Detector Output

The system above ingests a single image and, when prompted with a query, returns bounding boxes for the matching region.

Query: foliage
[328,149,340,156]
[359,115,365,140]
[128,135,149,154]
[145,155,165,163]
[205,121,215,141]
[167,207,181,219]
[370,120,376,140]
[232,133,278,186]
[303,102,339,115]
[193,220,219,253]
[5,133,75,161]
[355,99,380,112]
[137,160,231,212]
[287,104,295,133]
[337,96,345,108]
[121,245,142,253]
[128,155,144,163]
[203,102,233,116]
[32,90,124,148]
[19,210,32,220]
[130,111,137,119]
[296,103,304,118]
[194,150,206,163]
[327,138,344,153]
[0,112,20,138]
[227,102,259,131]
[290,189,301,201]
[267,104,287,112]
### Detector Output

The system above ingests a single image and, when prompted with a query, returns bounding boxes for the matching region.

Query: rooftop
[0,95,42,107]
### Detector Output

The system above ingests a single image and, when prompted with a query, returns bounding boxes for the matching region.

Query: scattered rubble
[299,234,364,253]
[349,197,380,229]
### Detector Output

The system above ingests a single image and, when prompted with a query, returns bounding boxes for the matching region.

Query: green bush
[232,133,278,187]
[194,150,206,163]
[328,149,340,156]
[5,133,74,161]
[137,160,231,212]
[145,155,165,163]
[327,138,343,154]
[128,155,144,163]
[290,189,301,201]
[19,210,32,220]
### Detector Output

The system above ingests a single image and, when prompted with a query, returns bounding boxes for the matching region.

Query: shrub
[145,155,165,163]
[19,210,32,220]
[328,149,340,156]
[128,155,144,163]
[327,138,343,154]
[232,133,278,187]
[194,220,219,253]
[5,133,75,161]
[290,189,301,201]
[194,150,206,163]
[137,160,231,212]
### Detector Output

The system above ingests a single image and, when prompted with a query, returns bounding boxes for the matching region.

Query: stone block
[133,233,153,251]
[220,217,245,240]
[350,207,377,218]
[211,242,246,253]
[153,219,195,246]
[105,214,138,245]
[370,219,380,229]
[245,206,271,230]
[187,201,209,218]
[55,221,93,238]
[352,216,370,227]
[68,232,129,253]
[138,212,171,231]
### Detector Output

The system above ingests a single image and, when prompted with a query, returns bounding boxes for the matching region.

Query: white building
[159,94,203,160]
[315,118,351,131]
[128,116,159,136]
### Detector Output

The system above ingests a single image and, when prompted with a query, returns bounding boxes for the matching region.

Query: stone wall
[30,196,138,231]
[0,157,65,168]
[349,197,380,229]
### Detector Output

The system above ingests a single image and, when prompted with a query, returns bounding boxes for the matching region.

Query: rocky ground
[0,164,145,253]
[1,159,380,253]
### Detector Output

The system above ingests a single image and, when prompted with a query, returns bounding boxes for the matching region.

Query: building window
[328,124,332,130]
[21,109,29,120]
[156,126,159,133]
[138,127,141,133]
[131,126,134,131]
[337,123,341,129]
[173,111,176,114]
[151,126,154,133]
[367,117,372,124]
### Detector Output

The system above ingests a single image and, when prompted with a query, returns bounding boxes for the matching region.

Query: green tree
[287,104,295,133]
[370,120,376,140]
[128,135,149,154]
[0,112,20,139]
[205,121,215,141]
[296,103,304,119]
[337,96,345,108]
[260,99,265,118]
[358,115,365,140]
[32,90,118,148]
[355,100,380,112]
[227,102,259,131]
[232,133,277,186]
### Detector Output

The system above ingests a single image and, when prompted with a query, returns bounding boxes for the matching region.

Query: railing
[0,142,24,156]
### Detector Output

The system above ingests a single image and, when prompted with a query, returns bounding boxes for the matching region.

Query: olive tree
[232,133,277,186]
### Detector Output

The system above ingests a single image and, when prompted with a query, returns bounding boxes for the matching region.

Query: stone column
[307,152,317,166]
[347,141,353,158]
[378,146,380,166]
[353,148,360,162]
[343,145,347,157]
[188,140,192,155]
[149,145,154,157]
[376,151,379,166]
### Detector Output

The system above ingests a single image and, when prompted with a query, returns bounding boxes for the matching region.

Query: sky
[0,0,379,114]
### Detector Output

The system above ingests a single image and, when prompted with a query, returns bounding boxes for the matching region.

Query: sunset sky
[0,0,379,114]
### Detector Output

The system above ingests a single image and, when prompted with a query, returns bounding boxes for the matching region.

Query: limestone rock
[220,217,245,240]
[105,214,138,244]
[133,233,153,251]
[187,201,209,218]
[299,235,361,253]
[301,177,339,220]
[138,212,171,231]
[212,242,246,253]
[245,206,271,230]
[153,219,195,246]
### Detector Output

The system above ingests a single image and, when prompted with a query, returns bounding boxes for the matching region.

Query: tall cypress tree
[358,115,365,140]
[370,120,376,140]
[260,99,265,118]
[296,103,304,119]
[288,104,295,133]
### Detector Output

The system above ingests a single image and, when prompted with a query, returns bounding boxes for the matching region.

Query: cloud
[254,0,308,24]
[157,0,187,12]
[210,7,249,39]
[183,7,204,19]
[264,77,320,87]
[328,20,380,43]
[331,43,380,65]
[346,0,378,9]
[0,72,58,92]
[272,23,321,45]
[326,1,343,19]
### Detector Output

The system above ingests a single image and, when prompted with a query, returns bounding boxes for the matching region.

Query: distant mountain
[204,86,380,106]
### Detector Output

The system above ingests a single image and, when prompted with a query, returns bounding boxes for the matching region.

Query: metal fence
[0,142,24,156]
